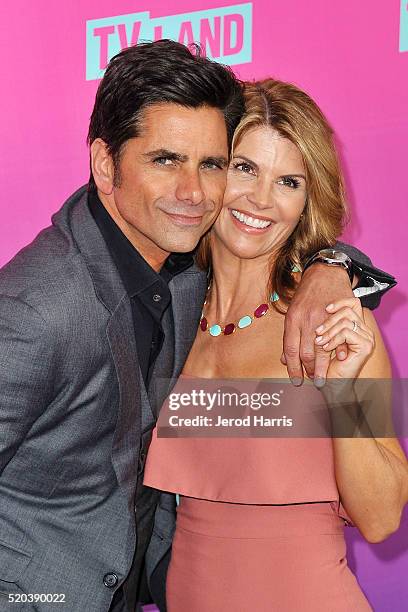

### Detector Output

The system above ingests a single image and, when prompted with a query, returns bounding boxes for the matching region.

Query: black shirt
[88,190,193,387]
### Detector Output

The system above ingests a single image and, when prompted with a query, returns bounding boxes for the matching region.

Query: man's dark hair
[87,39,244,189]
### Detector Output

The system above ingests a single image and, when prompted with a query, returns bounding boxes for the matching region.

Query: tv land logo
[400,0,408,51]
[86,3,253,80]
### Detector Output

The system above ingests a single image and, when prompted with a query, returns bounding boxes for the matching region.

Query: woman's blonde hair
[196,78,348,311]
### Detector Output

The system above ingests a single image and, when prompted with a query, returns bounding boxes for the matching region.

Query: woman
[144,79,408,610]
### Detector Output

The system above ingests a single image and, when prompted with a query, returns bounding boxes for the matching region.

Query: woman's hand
[282,265,353,386]
[314,297,375,380]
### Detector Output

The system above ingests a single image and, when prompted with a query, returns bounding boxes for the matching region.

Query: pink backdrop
[0,1,407,609]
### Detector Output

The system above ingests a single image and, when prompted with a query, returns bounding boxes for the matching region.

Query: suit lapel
[106,298,141,499]
[61,189,141,498]
[169,267,207,382]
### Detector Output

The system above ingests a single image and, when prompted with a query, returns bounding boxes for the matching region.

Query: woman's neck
[208,240,274,322]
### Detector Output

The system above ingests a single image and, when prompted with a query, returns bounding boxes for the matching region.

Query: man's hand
[281,263,354,387]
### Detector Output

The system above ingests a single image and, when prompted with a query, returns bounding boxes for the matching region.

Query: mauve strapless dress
[144,380,372,611]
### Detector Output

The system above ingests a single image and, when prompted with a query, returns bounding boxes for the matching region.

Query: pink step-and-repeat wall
[0,1,407,609]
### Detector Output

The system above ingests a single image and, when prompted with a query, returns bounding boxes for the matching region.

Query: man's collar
[88,189,194,295]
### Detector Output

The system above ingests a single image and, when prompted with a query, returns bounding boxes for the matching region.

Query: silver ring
[352,320,358,332]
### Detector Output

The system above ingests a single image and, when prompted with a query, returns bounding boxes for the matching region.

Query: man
[0,40,395,611]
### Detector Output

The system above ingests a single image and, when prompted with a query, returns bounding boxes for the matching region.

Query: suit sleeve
[0,296,56,472]
[334,241,397,310]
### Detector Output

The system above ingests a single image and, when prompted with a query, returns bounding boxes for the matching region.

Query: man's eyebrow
[205,156,228,168]
[144,149,188,162]
[144,150,228,167]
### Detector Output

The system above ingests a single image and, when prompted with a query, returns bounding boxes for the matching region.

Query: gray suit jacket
[0,186,206,611]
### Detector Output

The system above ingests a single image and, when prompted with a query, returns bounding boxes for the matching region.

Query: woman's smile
[229,208,274,233]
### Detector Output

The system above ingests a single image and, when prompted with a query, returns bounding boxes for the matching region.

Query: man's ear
[90,139,115,195]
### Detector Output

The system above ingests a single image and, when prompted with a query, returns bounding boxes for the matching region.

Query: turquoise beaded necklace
[200,265,300,338]
[200,290,280,337]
